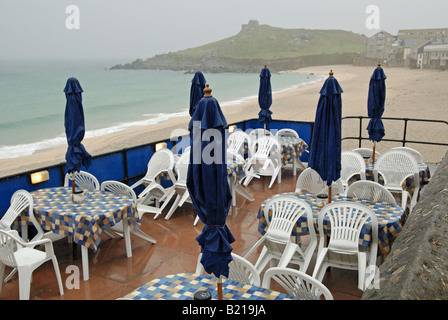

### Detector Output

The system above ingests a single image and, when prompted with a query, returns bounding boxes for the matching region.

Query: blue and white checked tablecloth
[123,273,295,300]
[258,192,406,257]
[22,186,139,252]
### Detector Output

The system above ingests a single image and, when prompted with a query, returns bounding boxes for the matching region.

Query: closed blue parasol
[189,71,207,117]
[258,65,272,129]
[187,84,234,299]
[308,71,343,200]
[366,63,387,163]
[63,77,91,177]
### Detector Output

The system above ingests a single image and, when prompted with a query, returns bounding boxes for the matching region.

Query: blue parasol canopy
[187,84,234,278]
[258,65,273,128]
[367,64,387,142]
[189,71,207,117]
[63,77,91,174]
[308,71,343,186]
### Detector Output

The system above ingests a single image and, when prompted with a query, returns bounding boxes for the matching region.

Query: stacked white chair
[158,148,192,220]
[130,148,176,217]
[101,180,156,249]
[227,130,253,161]
[243,136,282,188]
[195,252,261,286]
[248,128,272,141]
[262,267,333,300]
[244,196,317,274]
[312,202,378,291]
[295,167,344,195]
[340,151,366,193]
[373,150,420,212]
[0,190,45,283]
[346,180,397,205]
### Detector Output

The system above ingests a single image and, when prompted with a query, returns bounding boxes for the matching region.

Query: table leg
[81,246,89,281]
[123,218,132,258]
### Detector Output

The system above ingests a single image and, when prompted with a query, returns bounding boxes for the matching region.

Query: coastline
[1,65,447,178]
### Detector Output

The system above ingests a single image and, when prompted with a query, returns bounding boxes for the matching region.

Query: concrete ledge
[362,151,448,300]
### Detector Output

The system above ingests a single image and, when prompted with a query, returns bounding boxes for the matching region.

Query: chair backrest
[391,147,424,163]
[0,230,18,267]
[175,148,191,184]
[341,151,366,184]
[64,171,100,190]
[144,148,175,180]
[352,148,381,160]
[346,180,397,205]
[374,150,419,188]
[100,180,137,202]
[227,131,252,159]
[295,168,344,195]
[275,128,299,139]
[263,196,314,242]
[262,267,333,300]
[0,190,43,242]
[317,202,378,262]
[248,128,272,141]
[253,136,281,161]
[195,252,261,286]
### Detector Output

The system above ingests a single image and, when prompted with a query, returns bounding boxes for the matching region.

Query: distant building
[366,30,395,61]
[423,44,448,69]
[397,28,448,42]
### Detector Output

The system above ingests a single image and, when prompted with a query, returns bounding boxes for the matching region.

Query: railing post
[358,116,363,148]
[402,119,408,147]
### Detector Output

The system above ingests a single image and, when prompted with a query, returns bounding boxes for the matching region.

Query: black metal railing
[342,116,448,148]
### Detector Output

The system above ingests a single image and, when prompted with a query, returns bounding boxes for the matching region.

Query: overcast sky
[1,0,447,63]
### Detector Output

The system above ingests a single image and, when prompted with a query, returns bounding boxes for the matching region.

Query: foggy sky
[1,0,447,63]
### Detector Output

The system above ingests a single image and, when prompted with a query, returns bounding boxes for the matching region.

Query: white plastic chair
[195,252,261,286]
[248,128,272,141]
[244,196,317,274]
[295,167,344,195]
[352,148,381,162]
[100,180,156,246]
[64,170,100,190]
[373,150,420,212]
[391,147,424,163]
[341,151,366,192]
[312,202,378,291]
[227,130,253,161]
[158,148,192,220]
[346,180,397,205]
[0,190,45,283]
[243,136,282,188]
[0,229,64,300]
[262,267,333,300]
[275,128,308,175]
[130,148,176,217]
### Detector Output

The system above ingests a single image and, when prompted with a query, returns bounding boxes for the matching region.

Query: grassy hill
[112,20,367,72]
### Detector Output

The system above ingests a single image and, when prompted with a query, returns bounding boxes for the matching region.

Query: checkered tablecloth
[123,273,295,300]
[258,192,406,256]
[276,136,308,166]
[21,186,139,252]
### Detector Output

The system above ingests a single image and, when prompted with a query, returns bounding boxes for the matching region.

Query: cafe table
[257,192,406,257]
[276,135,308,174]
[21,186,139,281]
[122,273,296,300]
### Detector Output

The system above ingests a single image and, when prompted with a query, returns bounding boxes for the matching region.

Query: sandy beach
[1,65,447,178]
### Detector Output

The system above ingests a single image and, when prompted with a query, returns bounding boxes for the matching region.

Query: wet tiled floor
[0,169,363,300]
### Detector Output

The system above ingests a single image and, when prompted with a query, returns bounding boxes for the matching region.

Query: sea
[0,59,321,159]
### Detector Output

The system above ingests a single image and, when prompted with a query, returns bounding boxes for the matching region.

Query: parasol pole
[217,275,223,300]
[72,172,76,201]
[328,70,335,204]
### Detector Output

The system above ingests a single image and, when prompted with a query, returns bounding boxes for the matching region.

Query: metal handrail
[342,116,448,148]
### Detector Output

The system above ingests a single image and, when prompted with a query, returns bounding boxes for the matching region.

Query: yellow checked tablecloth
[22,186,139,252]
[123,273,295,300]
[276,136,308,166]
[258,192,406,257]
